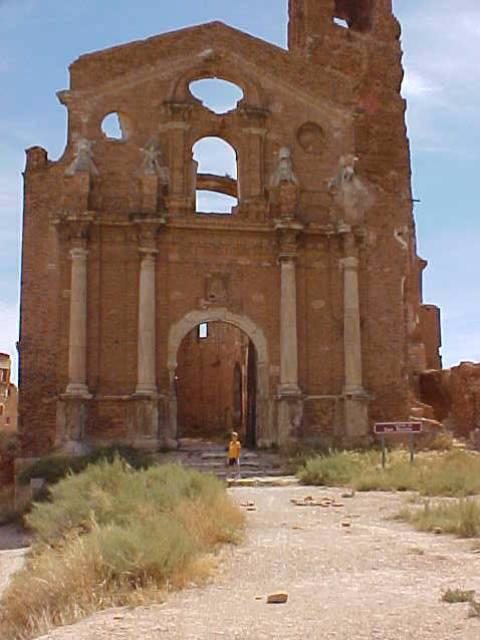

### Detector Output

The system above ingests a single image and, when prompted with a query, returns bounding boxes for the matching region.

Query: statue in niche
[329,154,372,225]
[206,273,229,304]
[140,141,170,185]
[65,137,99,176]
[270,147,300,218]
[270,147,299,187]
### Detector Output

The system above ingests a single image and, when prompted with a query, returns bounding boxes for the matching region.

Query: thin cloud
[396,0,480,151]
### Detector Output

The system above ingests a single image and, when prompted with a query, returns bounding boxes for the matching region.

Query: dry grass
[441,588,476,603]
[397,498,480,538]
[0,459,244,640]
[298,450,480,497]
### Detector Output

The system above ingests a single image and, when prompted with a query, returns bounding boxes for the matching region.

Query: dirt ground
[0,523,29,599]
[2,486,480,640]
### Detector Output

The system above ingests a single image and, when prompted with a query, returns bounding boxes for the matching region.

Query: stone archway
[166,308,272,446]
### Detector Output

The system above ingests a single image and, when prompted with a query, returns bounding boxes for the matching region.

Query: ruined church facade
[19,0,440,455]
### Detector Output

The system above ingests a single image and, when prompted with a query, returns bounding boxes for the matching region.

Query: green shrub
[1,459,244,640]
[17,445,154,486]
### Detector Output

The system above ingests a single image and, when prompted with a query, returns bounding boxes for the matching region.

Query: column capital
[278,252,298,264]
[275,219,304,260]
[340,256,359,270]
[139,247,159,258]
[161,100,194,124]
[70,247,89,260]
[54,210,96,249]
[132,215,166,252]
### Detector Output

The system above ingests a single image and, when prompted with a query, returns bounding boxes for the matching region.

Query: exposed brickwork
[420,363,480,436]
[419,304,442,370]
[19,1,439,454]
[0,353,17,432]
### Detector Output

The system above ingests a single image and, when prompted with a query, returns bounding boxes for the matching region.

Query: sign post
[373,422,422,469]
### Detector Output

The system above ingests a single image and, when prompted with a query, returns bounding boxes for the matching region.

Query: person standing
[227,431,242,478]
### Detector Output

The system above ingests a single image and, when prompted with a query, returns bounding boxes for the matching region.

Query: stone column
[342,254,363,393]
[131,217,167,448]
[276,220,304,444]
[279,255,300,394]
[56,212,95,454]
[66,246,89,395]
[136,248,158,395]
[341,229,369,438]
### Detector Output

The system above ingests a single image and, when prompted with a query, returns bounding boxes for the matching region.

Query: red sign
[374,422,422,434]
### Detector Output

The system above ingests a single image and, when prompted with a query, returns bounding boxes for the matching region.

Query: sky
[0,0,479,383]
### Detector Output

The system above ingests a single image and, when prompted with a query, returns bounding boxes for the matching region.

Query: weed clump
[398,499,480,538]
[441,588,475,604]
[0,459,243,640]
[298,450,480,497]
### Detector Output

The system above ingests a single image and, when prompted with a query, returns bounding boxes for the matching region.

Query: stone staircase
[160,439,290,480]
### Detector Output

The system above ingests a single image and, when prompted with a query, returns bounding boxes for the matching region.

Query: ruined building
[19,0,440,456]
[0,353,18,432]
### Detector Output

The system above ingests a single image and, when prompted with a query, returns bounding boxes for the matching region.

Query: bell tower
[288,0,333,50]
[288,0,393,51]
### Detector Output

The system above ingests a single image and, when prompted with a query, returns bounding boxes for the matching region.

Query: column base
[277,383,301,398]
[55,395,90,453]
[135,385,158,396]
[343,391,369,440]
[65,383,90,397]
[277,395,304,445]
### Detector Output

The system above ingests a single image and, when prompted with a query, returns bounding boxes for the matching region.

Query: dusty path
[4,487,480,639]
[0,524,29,598]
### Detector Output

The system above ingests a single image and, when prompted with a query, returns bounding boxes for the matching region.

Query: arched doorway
[167,309,271,447]
[175,322,257,446]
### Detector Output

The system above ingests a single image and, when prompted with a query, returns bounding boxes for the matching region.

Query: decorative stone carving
[65,137,99,177]
[270,147,300,218]
[205,273,230,304]
[270,147,299,187]
[140,141,170,184]
[329,154,372,225]
[297,122,325,154]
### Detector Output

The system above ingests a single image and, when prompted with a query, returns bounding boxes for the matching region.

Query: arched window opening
[189,79,244,114]
[334,0,373,32]
[193,137,239,215]
[101,112,130,141]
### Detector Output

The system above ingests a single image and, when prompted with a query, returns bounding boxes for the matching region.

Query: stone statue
[329,154,372,225]
[65,137,99,176]
[270,147,299,187]
[140,142,169,184]
[270,147,300,218]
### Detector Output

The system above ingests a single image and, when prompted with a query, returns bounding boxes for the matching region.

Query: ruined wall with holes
[19,0,440,456]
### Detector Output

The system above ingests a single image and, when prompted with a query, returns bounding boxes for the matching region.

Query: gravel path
[3,487,480,639]
[0,524,29,599]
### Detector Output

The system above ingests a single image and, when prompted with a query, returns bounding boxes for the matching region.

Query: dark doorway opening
[176,322,257,447]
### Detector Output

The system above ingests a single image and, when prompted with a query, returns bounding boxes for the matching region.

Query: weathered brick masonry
[19,0,439,455]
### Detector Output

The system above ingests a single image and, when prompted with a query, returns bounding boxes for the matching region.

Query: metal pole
[381,434,386,469]
[409,433,415,464]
